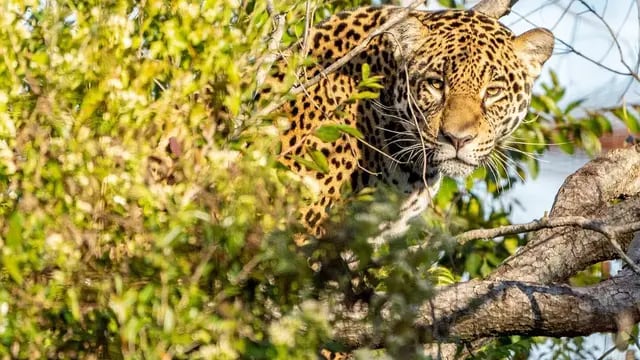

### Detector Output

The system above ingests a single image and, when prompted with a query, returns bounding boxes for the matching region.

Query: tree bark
[331,145,640,357]
[492,146,640,282]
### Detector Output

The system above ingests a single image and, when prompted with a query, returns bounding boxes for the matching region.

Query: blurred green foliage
[0,0,637,358]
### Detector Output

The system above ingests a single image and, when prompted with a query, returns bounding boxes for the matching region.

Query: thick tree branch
[331,267,640,350]
[329,146,640,356]
[418,273,640,342]
[492,146,640,282]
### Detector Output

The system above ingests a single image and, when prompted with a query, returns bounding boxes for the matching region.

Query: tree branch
[492,145,640,282]
[327,146,640,357]
[418,272,640,343]
[456,215,640,274]
[331,269,640,351]
[255,0,286,89]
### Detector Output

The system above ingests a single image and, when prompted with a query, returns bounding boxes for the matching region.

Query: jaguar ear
[390,16,428,61]
[472,0,514,18]
[513,28,555,78]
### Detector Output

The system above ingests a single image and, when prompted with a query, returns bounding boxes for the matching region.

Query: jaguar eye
[485,86,503,98]
[426,78,444,90]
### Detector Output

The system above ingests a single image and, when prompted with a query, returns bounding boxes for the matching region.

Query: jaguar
[274,1,554,240]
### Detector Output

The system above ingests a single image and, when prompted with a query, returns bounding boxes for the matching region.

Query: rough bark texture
[493,147,640,282]
[331,145,640,357]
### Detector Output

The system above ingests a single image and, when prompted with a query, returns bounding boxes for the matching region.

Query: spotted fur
[275,6,553,239]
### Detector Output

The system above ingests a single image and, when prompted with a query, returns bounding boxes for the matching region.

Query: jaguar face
[388,10,553,178]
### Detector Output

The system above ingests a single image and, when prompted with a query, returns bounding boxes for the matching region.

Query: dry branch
[332,266,640,350]
[492,145,640,282]
[255,0,286,89]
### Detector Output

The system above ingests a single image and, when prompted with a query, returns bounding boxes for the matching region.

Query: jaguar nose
[442,130,476,151]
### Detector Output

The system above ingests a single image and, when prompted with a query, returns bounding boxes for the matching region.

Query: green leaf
[350,90,380,100]
[435,177,457,208]
[579,129,601,156]
[464,252,482,276]
[362,63,370,80]
[539,95,562,117]
[550,70,560,87]
[550,131,574,154]
[564,99,584,115]
[315,124,363,142]
[503,237,519,255]
[67,288,81,321]
[293,155,326,173]
[6,212,23,249]
[613,107,640,133]
[529,97,546,113]
[2,255,23,285]
[333,124,363,139]
[428,266,456,285]
[480,259,493,277]
[308,150,330,174]
[438,0,459,8]
[314,125,341,142]
[594,114,613,134]
[358,79,385,89]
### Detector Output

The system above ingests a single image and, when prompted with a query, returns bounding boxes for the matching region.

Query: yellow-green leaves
[356,63,385,99]
[612,107,640,133]
[293,151,330,174]
[314,124,363,142]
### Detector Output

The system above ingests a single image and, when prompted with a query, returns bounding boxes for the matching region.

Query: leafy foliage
[0,0,635,358]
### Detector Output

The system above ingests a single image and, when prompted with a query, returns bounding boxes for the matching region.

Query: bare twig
[512,10,638,78]
[255,0,286,89]
[577,0,640,82]
[456,215,640,274]
[301,0,314,57]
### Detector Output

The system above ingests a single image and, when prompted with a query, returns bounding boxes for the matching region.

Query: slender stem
[456,215,640,274]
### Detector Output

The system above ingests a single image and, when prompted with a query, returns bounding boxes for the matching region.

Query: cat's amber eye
[426,77,444,90]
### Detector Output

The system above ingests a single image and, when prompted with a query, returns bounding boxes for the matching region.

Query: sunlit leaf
[315,124,363,142]
[613,107,640,133]
[315,125,342,142]
[579,128,601,156]
[309,149,330,173]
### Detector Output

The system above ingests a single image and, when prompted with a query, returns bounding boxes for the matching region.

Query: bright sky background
[504,0,640,108]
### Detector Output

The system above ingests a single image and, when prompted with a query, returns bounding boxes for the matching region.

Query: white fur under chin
[437,159,476,178]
